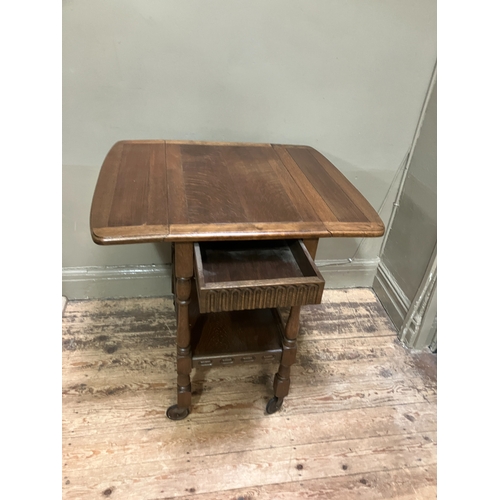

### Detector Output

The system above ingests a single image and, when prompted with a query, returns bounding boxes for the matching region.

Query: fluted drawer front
[194,239,325,313]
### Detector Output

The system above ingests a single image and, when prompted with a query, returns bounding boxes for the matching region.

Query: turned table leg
[166,242,194,421]
[267,238,318,414]
[267,305,301,413]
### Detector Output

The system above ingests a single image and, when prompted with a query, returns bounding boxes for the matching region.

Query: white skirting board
[62,265,172,300]
[62,260,380,300]
[372,262,411,331]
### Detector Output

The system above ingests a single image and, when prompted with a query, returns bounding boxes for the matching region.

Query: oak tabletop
[90,140,384,244]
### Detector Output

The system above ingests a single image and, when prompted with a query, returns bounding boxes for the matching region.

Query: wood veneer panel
[286,146,368,222]
[180,145,247,224]
[90,141,124,231]
[264,148,323,223]
[309,147,385,224]
[219,145,302,223]
[272,144,339,224]
[107,142,165,227]
[90,141,385,243]
[165,143,188,224]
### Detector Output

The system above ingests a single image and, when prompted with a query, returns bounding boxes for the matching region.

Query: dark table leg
[267,305,300,413]
[167,242,194,421]
[267,238,318,414]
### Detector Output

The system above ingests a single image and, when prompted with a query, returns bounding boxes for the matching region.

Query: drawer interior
[195,239,321,286]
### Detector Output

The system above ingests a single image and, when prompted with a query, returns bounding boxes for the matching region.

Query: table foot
[266,396,284,414]
[166,404,190,420]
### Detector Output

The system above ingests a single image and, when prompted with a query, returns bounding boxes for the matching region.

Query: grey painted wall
[383,82,437,300]
[62,0,437,298]
[374,78,437,345]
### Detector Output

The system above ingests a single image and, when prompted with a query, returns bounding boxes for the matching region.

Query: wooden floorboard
[62,289,437,499]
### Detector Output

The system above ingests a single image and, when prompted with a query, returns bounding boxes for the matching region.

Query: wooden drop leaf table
[90,140,384,420]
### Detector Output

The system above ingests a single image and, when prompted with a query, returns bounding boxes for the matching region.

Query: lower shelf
[190,308,284,368]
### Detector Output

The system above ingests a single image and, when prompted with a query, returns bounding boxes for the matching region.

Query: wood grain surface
[193,240,324,313]
[62,289,436,499]
[90,141,384,244]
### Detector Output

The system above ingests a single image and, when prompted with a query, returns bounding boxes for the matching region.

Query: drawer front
[194,239,325,313]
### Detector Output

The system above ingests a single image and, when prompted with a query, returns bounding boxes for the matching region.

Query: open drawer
[194,239,325,313]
